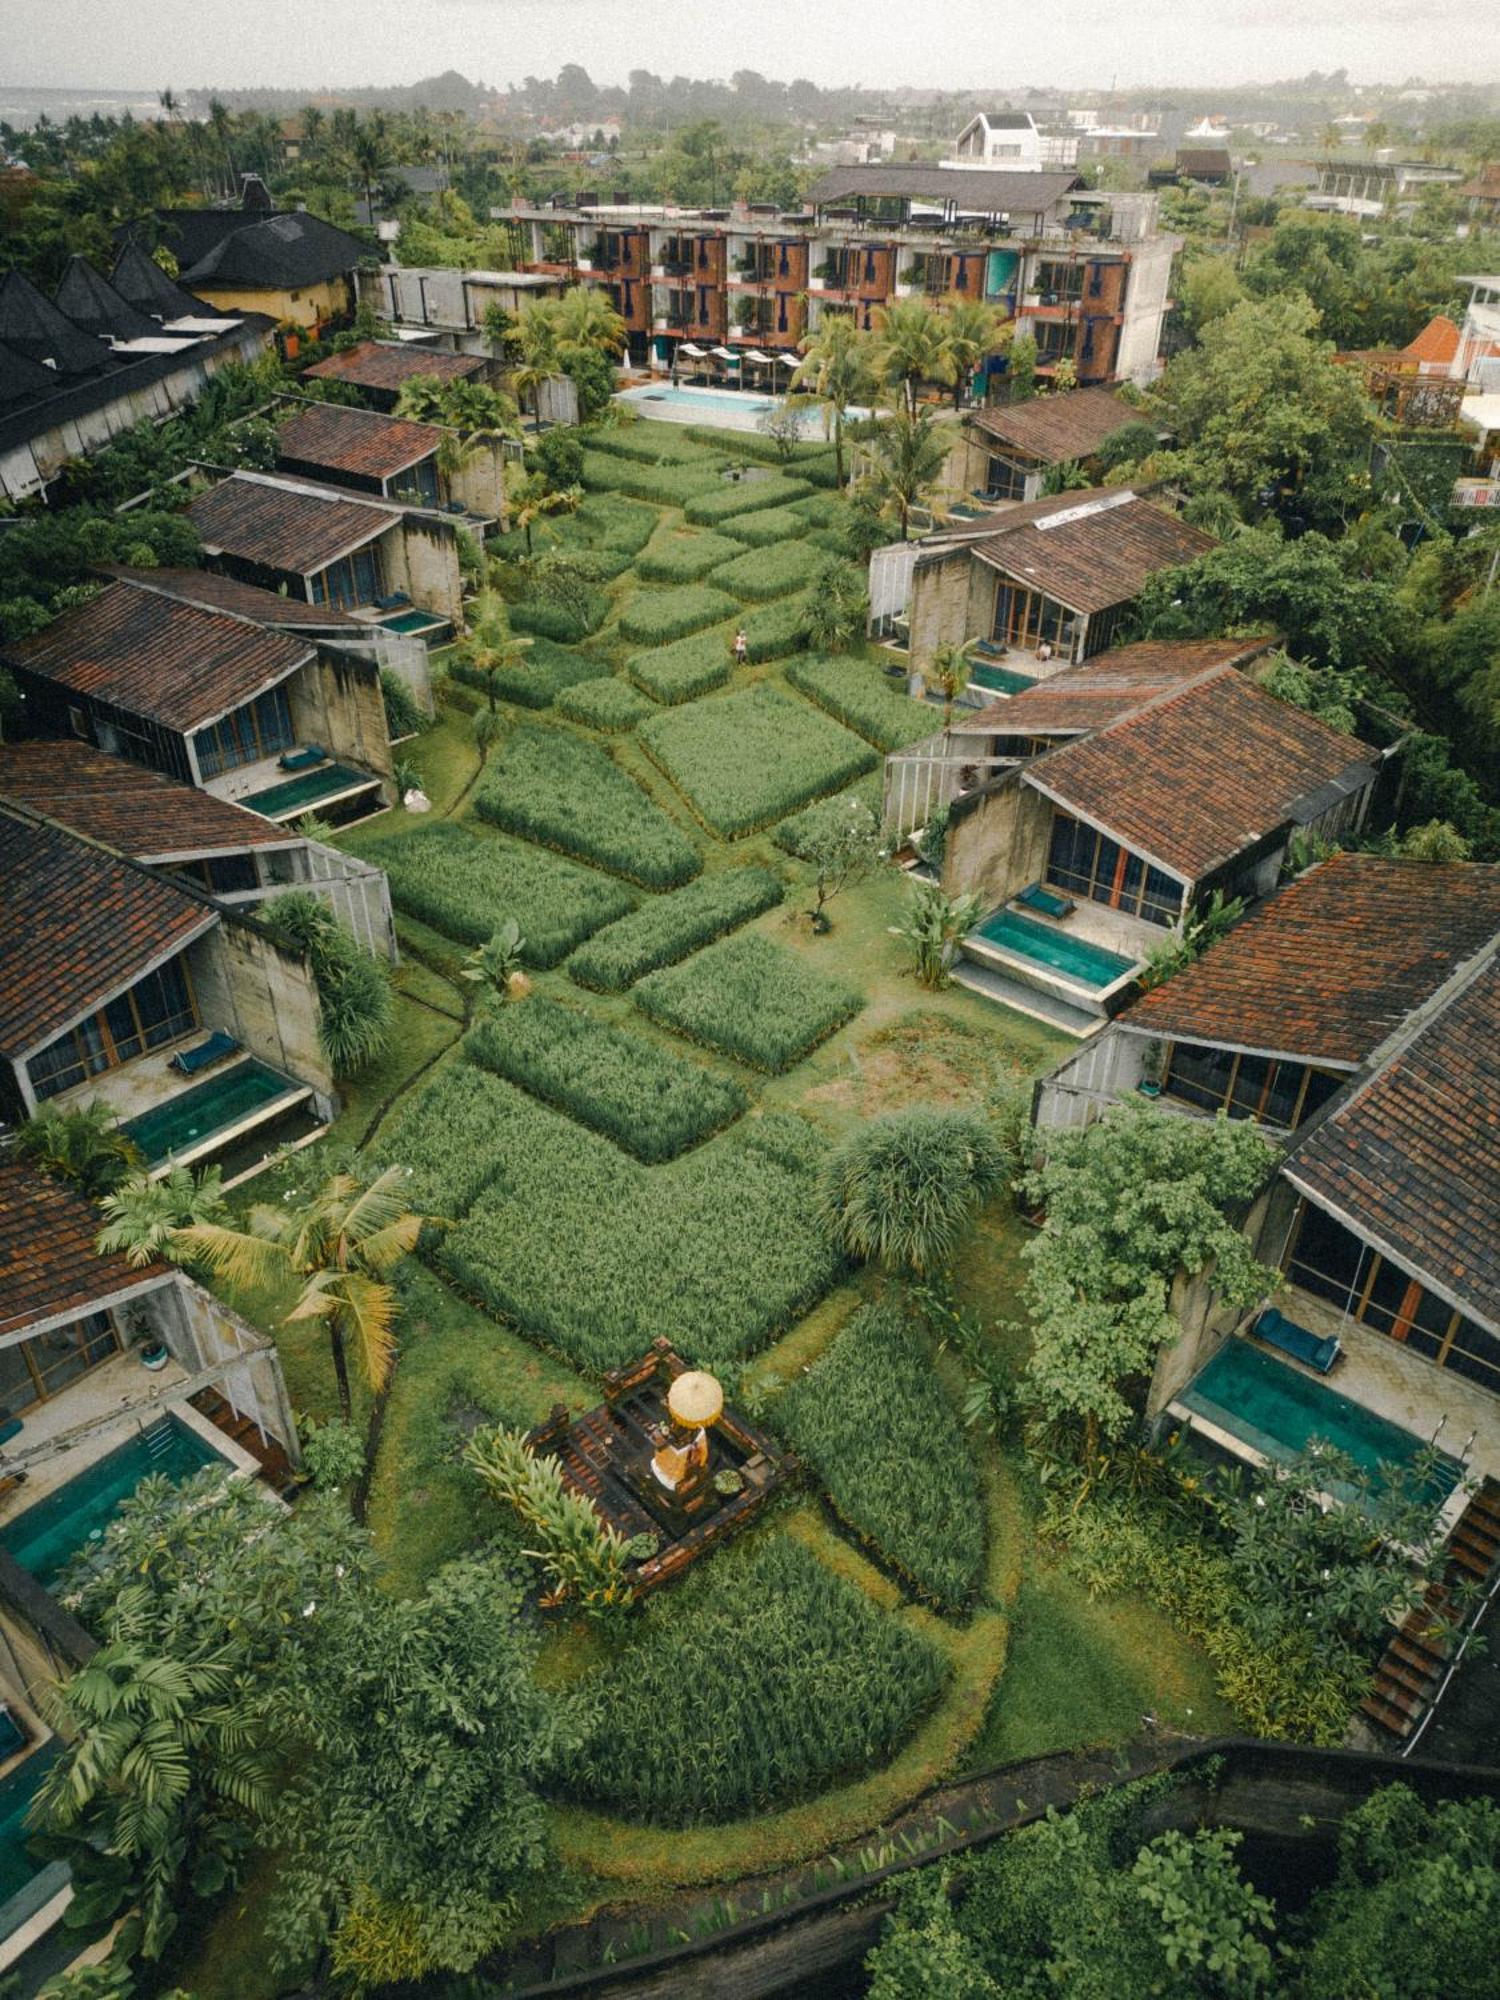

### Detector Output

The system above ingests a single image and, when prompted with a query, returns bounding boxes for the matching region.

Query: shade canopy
[775,352,799,367]
[710,345,739,360]
[678,341,707,357]
[667,1370,724,1429]
[741,349,775,365]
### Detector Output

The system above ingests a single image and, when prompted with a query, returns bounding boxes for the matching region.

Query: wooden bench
[1252,1306,1341,1375]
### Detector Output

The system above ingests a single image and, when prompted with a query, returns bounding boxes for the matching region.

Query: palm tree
[179,1165,426,1424]
[923,642,970,728]
[556,286,627,359]
[868,298,955,416]
[157,88,180,126]
[347,115,389,231]
[508,469,581,556]
[793,314,871,489]
[865,408,952,541]
[940,299,1010,410]
[512,301,565,417]
[207,97,235,200]
[300,105,325,162]
[97,1164,229,1268]
[460,589,531,709]
[15,1101,141,1198]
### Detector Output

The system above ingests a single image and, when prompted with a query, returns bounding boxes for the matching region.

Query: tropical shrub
[14,1102,140,1197]
[788,654,936,750]
[465,1425,633,1615]
[775,777,884,860]
[563,1534,947,1822]
[640,684,876,837]
[448,633,608,711]
[684,475,814,525]
[379,821,630,963]
[566,866,785,991]
[379,666,423,739]
[626,628,733,705]
[889,882,983,989]
[635,932,862,1072]
[618,584,740,646]
[819,1109,1011,1277]
[473,725,700,888]
[777,1303,984,1608]
[741,588,818,661]
[259,892,393,1076]
[709,539,824,600]
[714,503,813,547]
[636,531,742,582]
[465,996,746,1162]
[554,676,655,730]
[509,583,609,642]
[804,560,871,654]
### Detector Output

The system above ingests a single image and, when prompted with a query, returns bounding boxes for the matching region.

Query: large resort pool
[616,382,869,434]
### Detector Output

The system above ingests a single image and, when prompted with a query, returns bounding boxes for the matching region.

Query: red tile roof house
[300,335,497,413]
[944,386,1153,507]
[888,640,1386,1031]
[273,397,508,527]
[0,570,397,827]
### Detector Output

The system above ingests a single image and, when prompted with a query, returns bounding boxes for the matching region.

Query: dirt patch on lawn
[802,1008,1032,1119]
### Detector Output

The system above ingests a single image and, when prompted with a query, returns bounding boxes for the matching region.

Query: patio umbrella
[678,342,707,357]
[710,345,738,361]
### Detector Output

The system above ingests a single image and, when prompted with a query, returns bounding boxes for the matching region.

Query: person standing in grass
[732,628,749,666]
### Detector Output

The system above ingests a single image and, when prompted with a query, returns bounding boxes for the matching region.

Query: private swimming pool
[973,908,1139,990]
[241,761,382,820]
[122,1058,306,1168]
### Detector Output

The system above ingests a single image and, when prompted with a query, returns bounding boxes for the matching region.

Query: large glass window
[193,684,294,779]
[391,457,439,507]
[1164,1046,1344,1129]
[0,1314,122,1414]
[1045,811,1182,929]
[310,545,381,611]
[985,455,1029,501]
[27,957,197,1102]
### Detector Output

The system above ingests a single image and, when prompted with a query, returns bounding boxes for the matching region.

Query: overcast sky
[8,0,1498,95]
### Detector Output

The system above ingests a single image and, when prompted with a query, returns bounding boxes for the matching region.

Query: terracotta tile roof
[0,1159,171,1340]
[187,472,396,577]
[1,579,314,732]
[102,566,367,632]
[1024,667,1379,882]
[1458,165,1500,202]
[970,491,1218,614]
[957,636,1274,736]
[0,806,217,1060]
[965,388,1145,465]
[1399,315,1460,367]
[0,741,294,859]
[1286,950,1500,1334]
[302,339,489,394]
[1119,853,1500,1065]
[276,401,443,483]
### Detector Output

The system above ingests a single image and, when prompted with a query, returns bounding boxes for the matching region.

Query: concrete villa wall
[186,921,334,1105]
[381,517,465,623]
[1034,1026,1148,1132]
[449,439,508,524]
[288,649,395,787]
[907,548,994,667]
[1150,1178,1291,1415]
[943,775,1053,911]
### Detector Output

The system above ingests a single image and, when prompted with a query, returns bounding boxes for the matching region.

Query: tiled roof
[966,387,1145,465]
[1399,315,1460,367]
[187,472,395,576]
[808,164,1081,212]
[0,741,294,860]
[1025,667,1379,882]
[1119,853,1500,1065]
[1286,950,1500,1334]
[969,491,1218,613]
[0,807,216,1060]
[2,579,314,733]
[276,401,442,482]
[105,566,367,632]
[0,1158,171,1341]
[302,339,490,394]
[1176,147,1234,177]
[957,636,1273,736]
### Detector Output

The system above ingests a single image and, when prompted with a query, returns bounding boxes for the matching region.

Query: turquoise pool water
[0,1419,229,1591]
[0,1738,62,1906]
[241,761,379,818]
[1180,1339,1462,1509]
[616,383,870,435]
[380,608,447,636]
[974,908,1138,989]
[967,661,1036,697]
[122,1059,298,1166]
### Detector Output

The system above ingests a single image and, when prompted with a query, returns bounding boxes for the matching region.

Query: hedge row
[509,586,610,642]
[684,425,829,465]
[465,995,747,1164]
[373,1057,521,1216]
[473,724,699,889]
[488,492,657,564]
[636,531,743,582]
[773,776,884,860]
[555,676,655,731]
[379,821,630,965]
[587,425,727,466]
[786,654,938,751]
[709,539,824,601]
[741,589,817,661]
[447,635,608,711]
[793,491,844,528]
[580,450,725,508]
[684,476,813,525]
[714,502,813,548]
[640,684,876,837]
[800,449,841,488]
[635,931,862,1073]
[566,866,784,992]
[618,584,740,646]
[626,628,731,705]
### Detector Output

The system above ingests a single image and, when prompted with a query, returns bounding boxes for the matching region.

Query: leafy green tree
[507,468,581,555]
[866,1868,999,1999]
[1179,253,1245,336]
[15,1101,141,1198]
[863,408,952,541]
[798,793,882,931]
[868,298,955,415]
[818,1107,1009,1278]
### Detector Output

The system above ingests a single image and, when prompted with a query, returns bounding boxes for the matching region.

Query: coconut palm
[864,407,952,541]
[817,1108,1010,1277]
[463,589,532,714]
[508,469,581,556]
[868,298,955,416]
[15,1101,141,1198]
[940,298,1010,409]
[97,1164,229,1269]
[556,286,627,358]
[179,1165,426,1424]
[793,313,872,488]
[346,114,390,231]
[923,642,970,728]
[512,300,566,416]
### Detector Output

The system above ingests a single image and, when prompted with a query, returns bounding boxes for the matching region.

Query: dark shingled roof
[1025,666,1380,883]
[53,255,162,344]
[0,740,295,860]
[0,807,217,1060]
[969,490,1218,613]
[276,401,443,482]
[0,1158,171,1340]
[109,240,218,323]
[808,164,1081,213]
[1118,853,1500,1066]
[1177,147,1234,179]
[966,387,1145,465]
[302,339,490,395]
[179,210,367,291]
[0,339,63,411]
[957,636,1274,737]
[0,268,109,376]
[103,566,368,633]
[2,579,315,733]
[1286,950,1500,1334]
[187,473,396,576]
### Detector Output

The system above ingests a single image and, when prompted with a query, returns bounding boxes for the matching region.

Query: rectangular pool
[122,1058,303,1167]
[615,383,869,436]
[1179,1339,1463,1509]
[967,661,1036,697]
[974,907,1138,989]
[241,761,381,819]
[0,1417,231,1591]
[0,1738,62,1907]
[380,608,449,639]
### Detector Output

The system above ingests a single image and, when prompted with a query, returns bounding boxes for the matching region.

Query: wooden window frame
[28,957,199,1102]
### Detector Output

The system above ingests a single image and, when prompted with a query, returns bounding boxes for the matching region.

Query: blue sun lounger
[170,1031,240,1077]
[1252,1307,1341,1375]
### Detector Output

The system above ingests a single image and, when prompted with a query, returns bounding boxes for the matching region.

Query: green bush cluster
[684,476,814,525]
[635,931,862,1072]
[776,1304,985,1609]
[488,493,660,567]
[793,491,843,528]
[715,504,812,548]
[618,585,740,647]
[564,1535,948,1822]
[741,589,817,661]
[554,677,655,731]
[438,1082,840,1372]
[509,586,610,642]
[588,426,725,466]
[626,629,732,705]
[799,449,840,488]
[465,996,747,1163]
[566,867,784,991]
[448,635,608,710]
[374,1058,521,1215]
[709,539,824,601]
[636,532,743,582]
[774,776,884,860]
[379,821,630,965]
[579,451,724,508]
[473,725,700,889]
[684,426,828,466]
[786,654,938,751]
[640,684,876,837]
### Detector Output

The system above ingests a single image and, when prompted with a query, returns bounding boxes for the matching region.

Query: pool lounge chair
[1014,882,1075,921]
[278,744,327,773]
[1252,1307,1342,1376]
[971,637,1009,661]
[170,1030,240,1077]
[374,591,410,611]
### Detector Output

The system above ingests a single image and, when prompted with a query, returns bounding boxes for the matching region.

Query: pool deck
[962,896,1154,1023]
[205,749,384,820]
